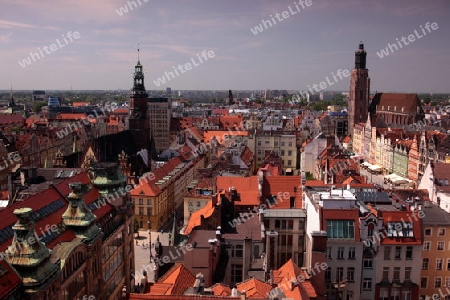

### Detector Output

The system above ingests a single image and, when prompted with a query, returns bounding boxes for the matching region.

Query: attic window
[386,222,414,237]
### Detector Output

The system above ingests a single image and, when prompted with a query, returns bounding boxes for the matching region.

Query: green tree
[133,217,140,234]
[305,172,315,180]
[33,101,46,113]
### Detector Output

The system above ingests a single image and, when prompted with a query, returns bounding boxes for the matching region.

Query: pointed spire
[137,43,141,66]
[8,85,16,107]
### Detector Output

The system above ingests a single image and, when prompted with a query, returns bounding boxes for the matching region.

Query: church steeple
[348,42,370,137]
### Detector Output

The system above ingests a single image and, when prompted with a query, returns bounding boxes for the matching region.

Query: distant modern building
[32,90,46,101]
[148,97,172,153]
[47,96,61,107]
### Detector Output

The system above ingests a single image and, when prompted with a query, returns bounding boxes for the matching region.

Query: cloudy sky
[1,0,449,92]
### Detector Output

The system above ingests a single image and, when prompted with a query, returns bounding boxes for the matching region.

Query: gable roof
[236,278,272,298]
[370,93,423,115]
[272,258,318,300]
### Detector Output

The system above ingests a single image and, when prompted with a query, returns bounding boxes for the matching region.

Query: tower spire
[137,43,140,64]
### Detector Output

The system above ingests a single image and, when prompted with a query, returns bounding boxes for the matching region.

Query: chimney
[215,226,221,240]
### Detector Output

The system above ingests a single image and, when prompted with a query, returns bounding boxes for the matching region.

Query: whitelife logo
[18,31,81,68]
[116,0,149,16]
[376,22,438,58]
[250,0,313,35]
[153,50,215,87]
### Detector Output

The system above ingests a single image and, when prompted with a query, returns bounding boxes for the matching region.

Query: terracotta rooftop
[216,176,260,207]
[272,258,318,300]
[262,176,302,209]
[236,278,272,298]
[371,93,423,115]
[129,295,239,299]
[0,171,114,253]
[211,283,232,296]
[0,114,25,126]
[183,199,217,235]
[433,163,450,183]
[149,264,196,295]
[0,258,22,299]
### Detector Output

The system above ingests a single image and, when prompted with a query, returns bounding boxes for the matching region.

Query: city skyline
[1,0,449,92]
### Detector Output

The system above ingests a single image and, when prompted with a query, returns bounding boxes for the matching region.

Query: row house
[255,130,297,173]
[420,202,450,299]
[131,155,204,231]
[419,162,450,214]
[304,186,423,300]
[352,123,365,155]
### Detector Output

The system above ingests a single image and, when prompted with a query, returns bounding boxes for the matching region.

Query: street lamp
[147,221,152,262]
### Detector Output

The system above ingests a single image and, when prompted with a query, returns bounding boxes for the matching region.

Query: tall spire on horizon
[137,43,141,65]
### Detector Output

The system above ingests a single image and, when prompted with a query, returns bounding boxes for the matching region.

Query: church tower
[129,48,149,131]
[128,48,151,151]
[348,42,370,136]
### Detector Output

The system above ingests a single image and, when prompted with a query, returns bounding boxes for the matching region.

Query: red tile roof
[56,113,88,120]
[0,114,25,126]
[149,264,196,295]
[211,283,232,296]
[0,171,113,253]
[262,176,302,209]
[203,130,248,145]
[131,157,184,197]
[272,258,318,300]
[236,278,272,298]
[219,115,243,130]
[0,259,22,299]
[183,200,216,235]
[380,211,422,245]
[342,136,352,143]
[216,176,260,206]
[129,295,239,299]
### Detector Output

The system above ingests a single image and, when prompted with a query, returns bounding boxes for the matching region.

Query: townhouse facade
[420,202,450,299]
[304,187,423,300]
[255,130,297,173]
[131,155,205,231]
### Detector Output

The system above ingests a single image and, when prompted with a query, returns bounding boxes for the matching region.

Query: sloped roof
[216,176,260,206]
[0,259,22,299]
[236,278,272,298]
[272,258,317,300]
[262,176,302,209]
[154,264,196,295]
[370,93,423,115]
[211,283,232,296]
[433,163,450,183]
[0,171,114,253]
[183,200,216,235]
[0,114,25,126]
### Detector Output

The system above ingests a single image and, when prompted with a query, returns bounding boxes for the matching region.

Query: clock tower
[128,48,151,153]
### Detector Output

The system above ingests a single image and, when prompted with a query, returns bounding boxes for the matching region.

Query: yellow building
[255,131,297,173]
[131,156,204,230]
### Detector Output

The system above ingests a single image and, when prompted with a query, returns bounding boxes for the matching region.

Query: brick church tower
[348,42,370,136]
